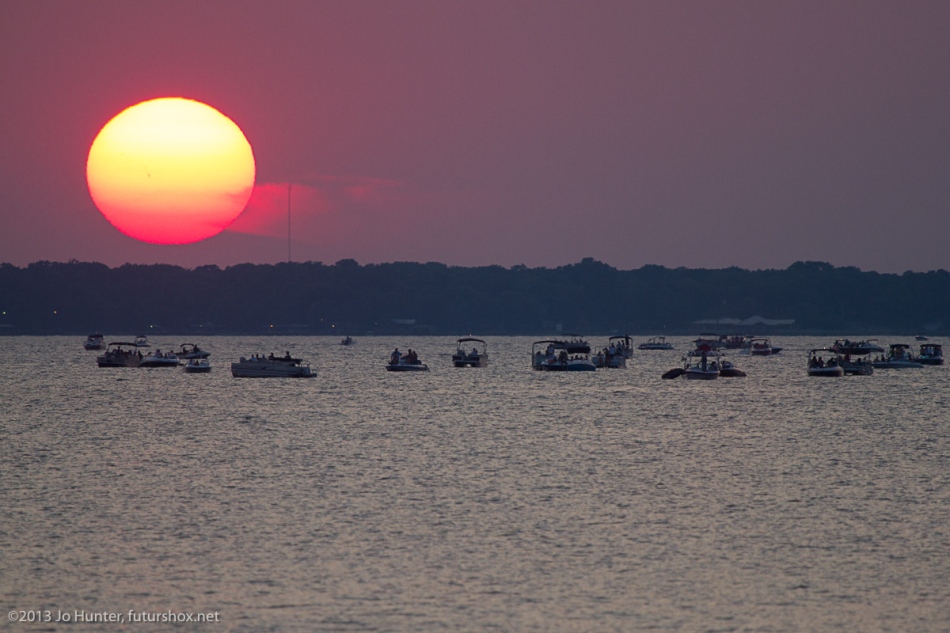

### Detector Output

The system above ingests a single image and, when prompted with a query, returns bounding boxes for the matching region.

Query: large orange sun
[86,97,255,244]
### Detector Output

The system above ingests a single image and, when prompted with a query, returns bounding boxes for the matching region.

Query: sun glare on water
[86,97,256,244]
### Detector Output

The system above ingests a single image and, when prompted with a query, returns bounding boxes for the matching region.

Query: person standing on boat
[391,348,401,364]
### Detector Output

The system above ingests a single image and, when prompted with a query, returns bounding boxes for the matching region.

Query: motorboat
[830,339,884,356]
[138,348,180,368]
[918,343,944,365]
[638,336,674,351]
[83,333,106,350]
[97,342,143,367]
[231,353,314,377]
[592,336,630,368]
[807,349,845,377]
[873,344,924,369]
[386,347,428,371]
[133,335,151,347]
[560,334,591,354]
[591,347,626,368]
[683,349,721,379]
[452,337,488,367]
[692,333,722,350]
[837,348,874,376]
[748,337,782,356]
[607,335,634,358]
[717,334,750,350]
[178,343,210,359]
[916,335,930,341]
[718,358,747,378]
[340,336,355,346]
[183,358,212,373]
[531,340,596,371]
[662,349,741,379]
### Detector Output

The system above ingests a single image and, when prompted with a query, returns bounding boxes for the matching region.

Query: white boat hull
[231,359,313,377]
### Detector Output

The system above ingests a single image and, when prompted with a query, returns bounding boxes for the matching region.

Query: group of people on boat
[391,348,422,365]
[808,355,840,369]
[247,352,295,362]
[109,348,143,359]
[608,340,629,356]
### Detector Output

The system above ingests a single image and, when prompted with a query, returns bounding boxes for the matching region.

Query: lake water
[2,336,949,632]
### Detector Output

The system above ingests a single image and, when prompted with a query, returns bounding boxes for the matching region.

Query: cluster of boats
[685,333,783,355]
[661,338,748,380]
[87,332,941,380]
[808,339,943,376]
[94,339,212,372]
[530,335,633,371]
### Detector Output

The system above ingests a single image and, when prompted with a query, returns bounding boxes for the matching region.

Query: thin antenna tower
[287,182,292,263]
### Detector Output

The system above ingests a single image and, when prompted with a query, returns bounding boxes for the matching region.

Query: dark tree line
[0,258,948,335]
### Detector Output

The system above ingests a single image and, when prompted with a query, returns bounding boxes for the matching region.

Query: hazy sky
[2,1,948,272]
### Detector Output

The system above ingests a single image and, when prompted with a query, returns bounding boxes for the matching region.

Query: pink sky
[1,1,948,272]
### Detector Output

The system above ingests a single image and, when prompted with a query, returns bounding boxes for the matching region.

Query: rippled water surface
[2,336,949,632]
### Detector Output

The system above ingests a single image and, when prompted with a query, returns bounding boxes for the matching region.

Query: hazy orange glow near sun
[86,97,255,244]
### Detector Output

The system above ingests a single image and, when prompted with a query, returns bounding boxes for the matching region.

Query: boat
[718,358,747,378]
[133,335,150,347]
[592,336,630,368]
[560,334,591,354]
[836,346,874,376]
[830,339,884,356]
[452,337,488,367]
[748,337,783,356]
[183,358,212,373]
[178,343,210,359]
[662,349,744,379]
[918,343,944,366]
[873,344,924,369]
[916,334,930,341]
[638,336,674,351]
[386,347,428,371]
[591,347,626,368]
[692,333,722,350]
[807,349,844,377]
[231,353,314,377]
[138,348,180,368]
[531,340,596,371]
[340,336,355,346]
[83,333,106,350]
[96,342,143,367]
[683,349,721,379]
[718,334,750,350]
[607,335,634,358]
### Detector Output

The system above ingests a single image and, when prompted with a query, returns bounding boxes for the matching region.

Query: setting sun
[86,97,255,244]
